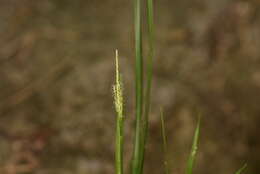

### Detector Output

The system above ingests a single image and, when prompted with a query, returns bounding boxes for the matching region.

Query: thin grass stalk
[235,164,247,174]
[160,108,170,174]
[113,50,124,174]
[131,0,144,173]
[143,0,154,132]
[139,0,155,170]
[186,116,201,174]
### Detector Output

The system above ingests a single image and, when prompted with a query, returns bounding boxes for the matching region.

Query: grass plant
[112,1,248,174]
[113,50,124,174]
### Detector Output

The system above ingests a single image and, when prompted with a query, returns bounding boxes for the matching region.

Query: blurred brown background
[0,0,260,173]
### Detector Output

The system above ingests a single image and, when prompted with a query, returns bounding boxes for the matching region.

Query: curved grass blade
[186,116,201,174]
[139,0,155,171]
[160,108,170,174]
[131,0,144,173]
[113,50,124,174]
[235,164,247,174]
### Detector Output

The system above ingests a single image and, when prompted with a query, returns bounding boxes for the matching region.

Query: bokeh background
[0,0,260,173]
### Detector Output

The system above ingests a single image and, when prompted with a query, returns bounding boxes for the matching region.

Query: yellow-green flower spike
[113,49,124,118]
[113,50,124,174]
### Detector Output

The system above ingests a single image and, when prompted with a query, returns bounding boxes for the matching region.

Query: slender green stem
[160,108,170,174]
[116,115,124,174]
[144,0,154,123]
[235,164,247,174]
[132,0,144,173]
[186,116,201,174]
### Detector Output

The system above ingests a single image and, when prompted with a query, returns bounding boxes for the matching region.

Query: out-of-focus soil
[0,0,260,173]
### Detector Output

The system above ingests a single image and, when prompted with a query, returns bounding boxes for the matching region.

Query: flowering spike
[113,49,124,117]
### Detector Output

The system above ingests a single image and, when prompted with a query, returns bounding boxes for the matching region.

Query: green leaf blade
[131,0,144,173]
[160,108,170,174]
[235,164,247,174]
[186,116,201,174]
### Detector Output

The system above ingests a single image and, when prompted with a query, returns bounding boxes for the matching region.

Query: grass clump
[112,1,248,174]
[112,0,154,173]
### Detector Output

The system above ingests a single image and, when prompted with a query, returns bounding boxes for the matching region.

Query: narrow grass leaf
[235,164,247,174]
[131,0,144,173]
[160,108,170,174]
[186,116,201,174]
[139,0,155,171]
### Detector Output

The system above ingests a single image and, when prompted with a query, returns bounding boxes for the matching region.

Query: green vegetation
[131,0,144,173]
[113,50,124,174]
[186,116,201,174]
[235,164,247,174]
[160,108,170,174]
[112,1,248,174]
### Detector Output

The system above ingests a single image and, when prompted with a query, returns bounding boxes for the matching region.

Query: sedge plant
[113,0,154,173]
[112,0,248,174]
